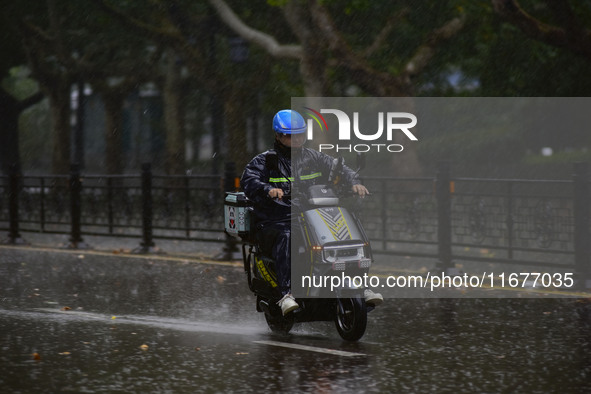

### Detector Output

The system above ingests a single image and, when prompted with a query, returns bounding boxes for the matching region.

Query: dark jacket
[240,141,360,224]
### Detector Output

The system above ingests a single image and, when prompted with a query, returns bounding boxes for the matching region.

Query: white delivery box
[224,192,253,238]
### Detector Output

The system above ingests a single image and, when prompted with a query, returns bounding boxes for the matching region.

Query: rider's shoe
[277,293,299,315]
[364,289,383,306]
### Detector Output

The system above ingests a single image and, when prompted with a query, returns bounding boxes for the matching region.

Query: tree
[209,0,467,175]
[210,0,467,96]
[20,0,73,175]
[95,0,277,170]
[0,81,44,175]
[208,0,330,98]
[491,0,591,61]
[163,48,187,175]
[81,35,162,174]
[18,0,167,175]
[487,0,591,151]
[0,3,45,175]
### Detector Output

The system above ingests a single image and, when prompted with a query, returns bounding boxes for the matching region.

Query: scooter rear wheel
[335,297,367,341]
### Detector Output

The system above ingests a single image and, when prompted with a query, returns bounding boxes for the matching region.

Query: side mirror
[356,152,366,172]
[336,156,344,174]
[328,156,344,183]
[265,151,279,171]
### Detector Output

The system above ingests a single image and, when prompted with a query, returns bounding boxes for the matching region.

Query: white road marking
[253,340,366,357]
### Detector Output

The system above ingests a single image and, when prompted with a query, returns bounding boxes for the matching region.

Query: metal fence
[361,163,588,273]
[1,162,590,280]
[0,164,223,251]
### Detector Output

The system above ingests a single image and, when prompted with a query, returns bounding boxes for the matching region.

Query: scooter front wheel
[264,311,294,334]
[335,297,367,341]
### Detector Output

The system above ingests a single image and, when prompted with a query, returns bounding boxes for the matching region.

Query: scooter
[224,154,376,341]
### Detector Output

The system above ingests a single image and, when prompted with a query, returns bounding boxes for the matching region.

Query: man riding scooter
[240,109,383,315]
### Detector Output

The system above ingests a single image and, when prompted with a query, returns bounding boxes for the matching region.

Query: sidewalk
[3,231,226,261]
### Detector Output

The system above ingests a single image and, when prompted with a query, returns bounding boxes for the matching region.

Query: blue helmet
[272,110,307,134]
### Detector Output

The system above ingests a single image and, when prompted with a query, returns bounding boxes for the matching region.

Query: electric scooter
[224,154,376,341]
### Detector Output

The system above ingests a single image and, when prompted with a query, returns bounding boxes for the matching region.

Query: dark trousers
[256,221,292,296]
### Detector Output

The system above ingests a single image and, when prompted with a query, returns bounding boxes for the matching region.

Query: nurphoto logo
[302,108,418,153]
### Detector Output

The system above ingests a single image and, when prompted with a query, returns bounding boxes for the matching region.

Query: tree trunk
[0,90,21,175]
[163,50,186,175]
[103,92,125,175]
[224,89,250,170]
[47,80,71,175]
[282,0,328,98]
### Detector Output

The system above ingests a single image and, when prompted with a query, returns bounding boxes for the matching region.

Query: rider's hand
[352,184,369,198]
[268,188,284,199]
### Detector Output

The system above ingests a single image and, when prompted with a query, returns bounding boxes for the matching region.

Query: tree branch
[47,0,72,70]
[310,0,407,96]
[92,0,214,89]
[208,0,302,59]
[93,0,182,43]
[404,14,466,76]
[19,20,60,82]
[544,0,585,36]
[363,8,410,58]
[491,0,591,60]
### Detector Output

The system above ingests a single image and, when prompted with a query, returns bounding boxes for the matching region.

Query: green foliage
[266,0,289,7]
[2,0,591,174]
[456,1,591,96]
[1,67,39,100]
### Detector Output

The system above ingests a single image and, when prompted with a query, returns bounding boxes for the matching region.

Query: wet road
[2,246,591,393]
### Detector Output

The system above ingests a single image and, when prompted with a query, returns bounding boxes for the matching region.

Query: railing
[0,163,224,252]
[1,162,589,282]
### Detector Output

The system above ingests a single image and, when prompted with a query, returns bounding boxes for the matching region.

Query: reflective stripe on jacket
[240,141,360,224]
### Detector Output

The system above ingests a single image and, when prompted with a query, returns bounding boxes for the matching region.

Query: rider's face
[278,133,306,148]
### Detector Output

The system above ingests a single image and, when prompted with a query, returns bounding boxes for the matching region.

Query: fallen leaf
[59,352,71,355]
[140,344,149,350]
[61,306,71,311]
[216,276,226,284]
[32,353,41,361]
[194,347,200,351]
[111,316,117,320]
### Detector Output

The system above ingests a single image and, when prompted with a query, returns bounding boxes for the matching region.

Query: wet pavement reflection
[1,247,591,392]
